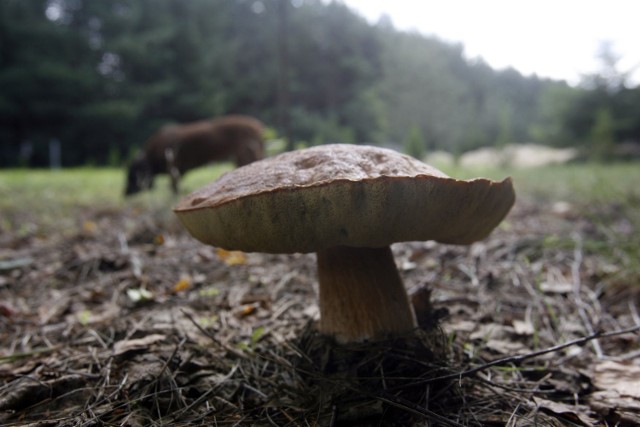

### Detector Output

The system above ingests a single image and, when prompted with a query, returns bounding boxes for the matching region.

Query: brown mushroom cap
[174,144,515,253]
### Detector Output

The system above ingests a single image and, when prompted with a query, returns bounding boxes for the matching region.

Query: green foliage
[555,42,640,158]
[404,126,426,159]
[378,30,470,151]
[443,162,640,207]
[106,144,121,167]
[289,107,356,145]
[589,107,616,161]
[236,326,266,353]
[1,0,639,167]
[528,83,577,146]
[495,108,512,148]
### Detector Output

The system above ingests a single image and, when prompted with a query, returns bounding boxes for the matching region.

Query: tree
[495,107,512,148]
[589,107,616,161]
[403,126,426,159]
[557,41,640,158]
[285,0,384,143]
[0,0,585,167]
[528,82,577,146]
[581,41,631,92]
[0,0,105,166]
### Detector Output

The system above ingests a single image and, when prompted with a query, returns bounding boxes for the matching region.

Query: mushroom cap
[174,144,515,253]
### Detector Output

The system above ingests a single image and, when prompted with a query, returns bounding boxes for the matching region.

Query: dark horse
[125,115,264,196]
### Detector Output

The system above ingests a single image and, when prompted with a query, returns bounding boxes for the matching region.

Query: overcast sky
[341,0,640,85]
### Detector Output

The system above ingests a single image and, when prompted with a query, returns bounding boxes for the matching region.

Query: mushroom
[174,144,515,343]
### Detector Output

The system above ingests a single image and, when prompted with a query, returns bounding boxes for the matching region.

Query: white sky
[341,0,640,85]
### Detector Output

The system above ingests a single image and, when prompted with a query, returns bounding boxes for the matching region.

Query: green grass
[0,164,232,235]
[3,162,637,209]
[0,167,124,209]
[1,162,639,235]
[442,162,640,206]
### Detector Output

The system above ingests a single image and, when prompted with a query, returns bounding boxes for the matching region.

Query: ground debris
[1,198,639,425]
[0,374,88,412]
[588,360,640,425]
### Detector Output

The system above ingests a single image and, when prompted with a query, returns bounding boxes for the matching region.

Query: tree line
[1,0,639,167]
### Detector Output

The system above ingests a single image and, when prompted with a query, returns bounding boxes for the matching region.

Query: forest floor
[1,164,640,426]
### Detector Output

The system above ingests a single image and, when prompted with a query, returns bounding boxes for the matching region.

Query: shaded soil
[1,196,639,425]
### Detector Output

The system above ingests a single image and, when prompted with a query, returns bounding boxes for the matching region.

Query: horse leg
[165,148,181,194]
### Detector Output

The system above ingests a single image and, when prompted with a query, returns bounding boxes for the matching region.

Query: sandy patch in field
[426,144,578,168]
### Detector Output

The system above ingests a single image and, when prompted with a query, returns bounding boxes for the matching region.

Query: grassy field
[448,161,640,204]
[0,164,233,209]
[2,161,638,229]
[3,161,639,204]
[0,164,232,235]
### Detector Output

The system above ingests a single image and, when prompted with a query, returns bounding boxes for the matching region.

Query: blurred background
[1,0,639,168]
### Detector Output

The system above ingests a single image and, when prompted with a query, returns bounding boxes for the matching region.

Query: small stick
[424,324,640,384]
[629,300,640,327]
[181,309,248,360]
[571,234,603,358]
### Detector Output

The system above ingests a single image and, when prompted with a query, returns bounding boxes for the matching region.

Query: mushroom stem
[316,246,417,343]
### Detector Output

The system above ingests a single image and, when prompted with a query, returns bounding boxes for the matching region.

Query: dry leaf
[173,276,191,293]
[588,361,640,425]
[512,319,535,335]
[0,374,87,412]
[401,260,416,271]
[82,220,98,234]
[216,248,247,266]
[551,201,573,217]
[444,320,476,333]
[126,287,153,303]
[470,324,512,341]
[235,303,260,318]
[539,282,573,294]
[0,302,15,318]
[485,339,529,355]
[534,397,597,426]
[590,391,640,425]
[592,360,640,399]
[113,334,166,356]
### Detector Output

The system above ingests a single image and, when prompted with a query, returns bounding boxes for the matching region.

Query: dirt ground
[1,193,639,426]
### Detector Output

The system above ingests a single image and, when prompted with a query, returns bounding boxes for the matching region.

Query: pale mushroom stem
[316,245,417,343]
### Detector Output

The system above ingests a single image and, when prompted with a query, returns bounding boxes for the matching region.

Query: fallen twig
[181,309,249,360]
[423,324,640,384]
[571,233,603,358]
